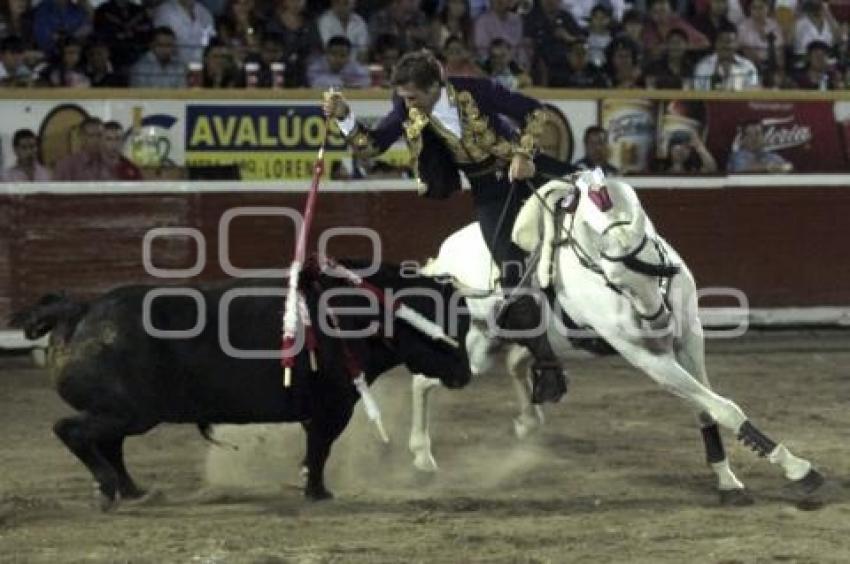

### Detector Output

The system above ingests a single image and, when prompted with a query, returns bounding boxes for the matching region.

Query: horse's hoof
[304,487,334,502]
[718,488,754,507]
[513,417,540,439]
[792,468,826,495]
[412,454,439,473]
[788,469,827,510]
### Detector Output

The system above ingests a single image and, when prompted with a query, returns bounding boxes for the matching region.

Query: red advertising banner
[599,99,850,173]
[704,100,846,173]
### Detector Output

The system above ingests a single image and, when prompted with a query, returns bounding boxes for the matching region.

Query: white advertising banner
[0,98,597,180]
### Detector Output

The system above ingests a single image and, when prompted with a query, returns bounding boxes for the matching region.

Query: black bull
[10,263,472,508]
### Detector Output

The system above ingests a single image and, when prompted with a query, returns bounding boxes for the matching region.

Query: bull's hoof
[119,486,147,500]
[788,469,827,510]
[718,488,754,507]
[305,486,334,502]
[94,482,121,513]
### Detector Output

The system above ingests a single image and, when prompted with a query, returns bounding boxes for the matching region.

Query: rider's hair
[391,49,443,90]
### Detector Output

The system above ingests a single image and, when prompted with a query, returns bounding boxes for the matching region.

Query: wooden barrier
[1,176,849,333]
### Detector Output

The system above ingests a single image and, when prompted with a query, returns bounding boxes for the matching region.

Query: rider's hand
[322,90,350,120]
[509,153,536,182]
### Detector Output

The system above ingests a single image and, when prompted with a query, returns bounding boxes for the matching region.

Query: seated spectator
[431,0,473,50]
[215,0,261,65]
[586,5,614,68]
[0,35,33,86]
[40,38,91,87]
[442,34,483,77]
[3,129,51,182]
[32,0,92,56]
[317,0,369,62]
[307,34,369,88]
[693,24,760,90]
[202,39,241,87]
[93,0,152,72]
[264,0,320,88]
[605,36,644,88]
[0,0,35,46]
[130,26,187,88]
[793,0,840,58]
[790,40,842,89]
[727,120,793,173]
[102,121,143,180]
[618,9,645,46]
[85,38,124,86]
[154,0,216,64]
[564,0,627,30]
[653,130,718,173]
[644,28,696,89]
[54,117,113,181]
[642,0,709,60]
[369,0,431,53]
[473,0,527,69]
[737,0,785,70]
[482,37,531,89]
[371,33,401,88]
[524,0,584,86]
[244,32,283,87]
[551,39,608,88]
[573,126,619,176]
[691,0,734,47]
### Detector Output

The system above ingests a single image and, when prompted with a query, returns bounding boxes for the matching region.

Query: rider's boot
[496,292,568,404]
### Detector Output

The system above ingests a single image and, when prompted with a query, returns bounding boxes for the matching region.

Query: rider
[322,49,572,403]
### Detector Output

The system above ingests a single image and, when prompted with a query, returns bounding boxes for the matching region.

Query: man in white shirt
[561,0,626,27]
[318,0,370,62]
[153,0,216,64]
[693,24,760,90]
[322,50,573,405]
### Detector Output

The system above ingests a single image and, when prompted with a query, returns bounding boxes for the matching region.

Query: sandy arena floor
[1,331,849,563]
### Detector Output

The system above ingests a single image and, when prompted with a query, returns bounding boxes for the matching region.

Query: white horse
[410,171,825,504]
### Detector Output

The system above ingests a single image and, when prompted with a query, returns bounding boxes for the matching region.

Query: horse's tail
[8,293,88,340]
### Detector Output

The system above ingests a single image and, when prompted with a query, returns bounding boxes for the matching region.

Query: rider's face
[396,81,442,116]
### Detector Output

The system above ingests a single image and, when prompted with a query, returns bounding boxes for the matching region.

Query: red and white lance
[281,93,332,388]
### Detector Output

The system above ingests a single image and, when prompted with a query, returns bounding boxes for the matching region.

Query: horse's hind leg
[675,321,749,504]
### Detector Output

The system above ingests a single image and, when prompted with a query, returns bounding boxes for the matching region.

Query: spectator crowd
[0,0,848,91]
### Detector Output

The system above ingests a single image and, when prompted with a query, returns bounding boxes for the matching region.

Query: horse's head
[574,174,679,323]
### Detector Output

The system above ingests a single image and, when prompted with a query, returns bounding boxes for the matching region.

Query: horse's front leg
[409,373,441,473]
[615,331,824,503]
[506,345,544,439]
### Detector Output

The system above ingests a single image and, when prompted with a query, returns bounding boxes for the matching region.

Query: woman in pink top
[642,0,710,60]
[737,0,785,68]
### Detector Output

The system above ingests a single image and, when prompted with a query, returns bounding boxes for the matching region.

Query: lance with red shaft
[281,89,335,387]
